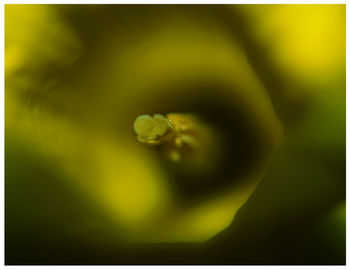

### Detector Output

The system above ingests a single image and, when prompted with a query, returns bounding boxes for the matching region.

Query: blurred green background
[5,4,345,264]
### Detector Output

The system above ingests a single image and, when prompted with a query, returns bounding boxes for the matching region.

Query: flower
[5,4,345,264]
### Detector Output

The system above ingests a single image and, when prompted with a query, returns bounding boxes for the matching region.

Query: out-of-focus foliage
[5,4,345,264]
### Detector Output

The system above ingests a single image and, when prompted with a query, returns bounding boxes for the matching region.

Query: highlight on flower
[134,114,171,144]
